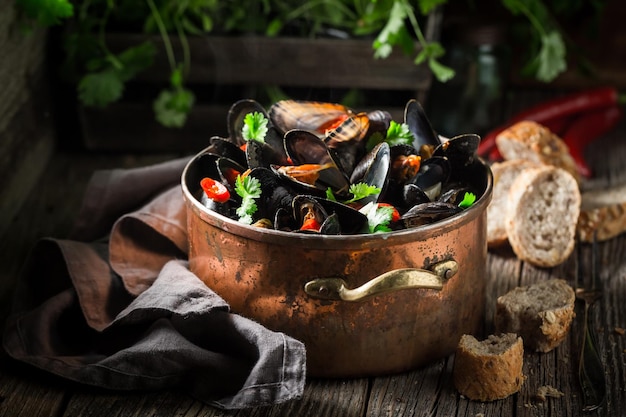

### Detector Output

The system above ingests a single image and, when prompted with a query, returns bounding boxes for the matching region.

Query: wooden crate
[78,12,442,152]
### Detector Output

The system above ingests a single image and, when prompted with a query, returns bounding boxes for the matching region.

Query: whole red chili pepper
[478,87,622,157]
[561,105,623,178]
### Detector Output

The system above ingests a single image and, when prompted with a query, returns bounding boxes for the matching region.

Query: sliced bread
[494,279,575,353]
[495,120,580,183]
[505,166,581,267]
[577,183,626,242]
[453,333,525,401]
[487,159,542,247]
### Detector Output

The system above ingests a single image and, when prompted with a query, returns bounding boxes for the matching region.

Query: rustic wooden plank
[0,366,66,417]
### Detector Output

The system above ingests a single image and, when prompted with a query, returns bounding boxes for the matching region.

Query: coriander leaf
[153,87,195,128]
[242,112,269,143]
[372,1,408,60]
[78,70,124,107]
[385,121,413,146]
[428,57,456,83]
[458,192,476,209]
[535,31,566,82]
[325,188,337,202]
[344,183,381,204]
[234,175,262,225]
[17,0,73,27]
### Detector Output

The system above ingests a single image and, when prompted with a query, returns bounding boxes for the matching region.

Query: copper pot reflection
[182,147,493,378]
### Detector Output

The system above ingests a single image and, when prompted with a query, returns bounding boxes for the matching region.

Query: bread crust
[453,333,525,401]
[488,160,542,248]
[505,166,581,267]
[495,120,580,183]
[577,183,626,242]
[494,279,575,353]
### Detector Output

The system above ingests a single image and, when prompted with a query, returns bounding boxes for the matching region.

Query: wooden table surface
[1,91,625,417]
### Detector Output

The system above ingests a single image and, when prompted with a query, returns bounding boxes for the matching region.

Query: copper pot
[182,148,493,378]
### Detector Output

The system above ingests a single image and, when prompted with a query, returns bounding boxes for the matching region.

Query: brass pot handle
[304,259,458,302]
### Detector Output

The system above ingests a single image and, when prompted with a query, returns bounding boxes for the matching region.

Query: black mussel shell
[246,126,290,169]
[216,157,247,192]
[248,167,298,221]
[206,136,248,168]
[349,142,391,206]
[292,195,368,235]
[404,99,441,150]
[438,183,474,205]
[283,129,351,195]
[432,134,480,181]
[227,99,268,146]
[407,156,451,201]
[400,201,462,228]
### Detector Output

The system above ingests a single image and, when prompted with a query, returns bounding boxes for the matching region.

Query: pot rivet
[444,269,453,279]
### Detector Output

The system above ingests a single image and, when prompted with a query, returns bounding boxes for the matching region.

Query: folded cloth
[2,156,306,409]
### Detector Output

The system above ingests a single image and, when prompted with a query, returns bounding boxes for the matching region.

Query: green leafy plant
[234,174,262,225]
[15,0,601,128]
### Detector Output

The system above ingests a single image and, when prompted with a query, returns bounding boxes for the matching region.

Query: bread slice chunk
[495,120,580,183]
[505,166,581,267]
[488,160,542,247]
[494,279,575,353]
[453,333,525,401]
[577,182,626,242]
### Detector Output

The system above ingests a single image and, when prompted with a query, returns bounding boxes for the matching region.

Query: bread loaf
[453,333,525,401]
[487,160,542,247]
[495,120,580,182]
[505,166,581,267]
[577,183,626,242]
[494,279,575,353]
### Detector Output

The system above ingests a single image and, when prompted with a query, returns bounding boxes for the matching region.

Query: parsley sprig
[458,192,476,209]
[234,174,262,224]
[326,183,381,204]
[242,112,269,143]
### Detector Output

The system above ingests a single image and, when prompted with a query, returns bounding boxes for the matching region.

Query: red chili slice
[200,177,231,203]
[378,203,401,222]
[300,217,322,231]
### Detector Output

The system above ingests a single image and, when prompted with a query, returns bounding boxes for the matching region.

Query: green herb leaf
[325,188,337,202]
[458,192,477,209]
[153,87,195,128]
[242,112,269,143]
[78,70,124,108]
[344,183,381,204]
[16,0,74,27]
[385,121,413,146]
[535,31,567,82]
[234,175,262,224]
[372,1,408,60]
[360,202,394,233]
[417,0,448,15]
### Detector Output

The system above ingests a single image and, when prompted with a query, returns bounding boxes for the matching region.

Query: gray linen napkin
[2,157,306,409]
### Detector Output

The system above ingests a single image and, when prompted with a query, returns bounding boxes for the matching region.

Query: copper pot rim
[181,151,493,249]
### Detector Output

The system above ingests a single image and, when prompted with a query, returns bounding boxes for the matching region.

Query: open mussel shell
[349,142,391,206]
[282,129,351,196]
[246,126,290,169]
[206,136,248,168]
[249,167,298,220]
[227,99,268,146]
[400,201,462,229]
[292,195,368,235]
[404,156,452,206]
[216,157,247,192]
[404,99,441,150]
[432,134,480,181]
[268,100,353,136]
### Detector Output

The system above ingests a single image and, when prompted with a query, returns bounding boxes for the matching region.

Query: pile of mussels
[192,98,486,235]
